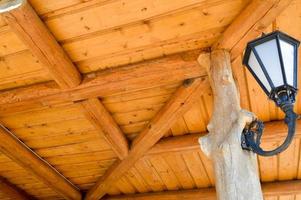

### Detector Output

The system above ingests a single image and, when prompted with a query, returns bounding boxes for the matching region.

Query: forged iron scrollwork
[241,103,299,156]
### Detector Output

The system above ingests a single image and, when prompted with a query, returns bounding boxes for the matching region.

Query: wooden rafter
[85,75,210,199]
[1,0,81,88]
[212,0,293,60]
[103,180,301,200]
[0,50,205,114]
[0,177,31,200]
[0,0,129,168]
[0,124,81,200]
[80,98,129,160]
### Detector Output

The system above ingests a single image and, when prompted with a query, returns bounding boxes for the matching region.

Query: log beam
[85,76,210,200]
[0,0,130,171]
[0,177,31,200]
[0,0,81,88]
[198,51,262,200]
[148,120,301,155]
[212,0,293,60]
[103,180,301,200]
[80,98,129,160]
[0,51,206,115]
[0,124,81,200]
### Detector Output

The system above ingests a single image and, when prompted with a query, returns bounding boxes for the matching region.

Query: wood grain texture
[199,51,262,200]
[85,77,210,200]
[0,178,31,200]
[104,180,301,199]
[80,98,129,160]
[2,0,81,88]
[148,119,301,155]
[212,0,293,60]
[0,50,206,110]
[0,124,82,200]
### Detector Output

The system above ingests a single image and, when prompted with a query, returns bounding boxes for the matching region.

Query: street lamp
[242,31,300,156]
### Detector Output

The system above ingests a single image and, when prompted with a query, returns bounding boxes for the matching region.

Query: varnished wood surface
[0,0,300,199]
[104,180,301,200]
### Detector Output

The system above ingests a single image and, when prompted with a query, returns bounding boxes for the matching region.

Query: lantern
[242,31,300,156]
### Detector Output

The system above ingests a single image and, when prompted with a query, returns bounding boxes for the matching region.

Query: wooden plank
[79,98,129,159]
[0,177,31,200]
[148,155,180,190]
[0,124,82,200]
[181,151,212,188]
[0,50,51,90]
[212,0,293,60]
[1,0,81,88]
[104,180,301,199]
[124,167,150,193]
[85,77,210,200]
[45,0,226,41]
[278,138,300,180]
[162,152,196,189]
[258,141,278,182]
[134,157,165,192]
[0,50,206,109]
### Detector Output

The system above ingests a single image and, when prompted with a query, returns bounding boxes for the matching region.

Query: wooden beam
[0,51,206,114]
[0,0,129,174]
[103,180,301,200]
[212,0,293,60]
[85,77,210,200]
[0,177,31,200]
[80,98,129,160]
[0,0,81,88]
[199,50,262,200]
[0,124,82,200]
[148,120,301,155]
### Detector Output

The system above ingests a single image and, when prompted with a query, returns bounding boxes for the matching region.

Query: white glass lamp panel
[280,39,295,86]
[255,39,284,87]
[248,51,272,93]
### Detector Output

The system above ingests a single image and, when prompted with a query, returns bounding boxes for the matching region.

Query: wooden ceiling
[0,0,300,199]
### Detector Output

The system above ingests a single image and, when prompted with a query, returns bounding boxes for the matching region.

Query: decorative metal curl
[241,104,298,156]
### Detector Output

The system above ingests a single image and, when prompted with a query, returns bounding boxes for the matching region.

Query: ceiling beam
[212,0,293,60]
[0,0,81,88]
[103,180,301,200]
[85,76,211,200]
[148,120,301,155]
[80,98,129,160]
[0,177,31,200]
[0,50,206,115]
[0,124,82,200]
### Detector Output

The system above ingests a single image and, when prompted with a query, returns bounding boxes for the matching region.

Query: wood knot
[183,79,194,87]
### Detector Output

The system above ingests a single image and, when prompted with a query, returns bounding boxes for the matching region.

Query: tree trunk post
[198,50,263,200]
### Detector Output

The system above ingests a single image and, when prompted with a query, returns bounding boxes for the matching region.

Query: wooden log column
[198,50,263,200]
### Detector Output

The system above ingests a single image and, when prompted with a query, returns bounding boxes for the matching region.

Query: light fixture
[0,0,24,13]
[241,31,300,156]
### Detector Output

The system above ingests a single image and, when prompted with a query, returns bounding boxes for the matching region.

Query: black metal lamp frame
[241,31,300,157]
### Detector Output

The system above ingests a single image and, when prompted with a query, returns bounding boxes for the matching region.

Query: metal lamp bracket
[241,104,299,156]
